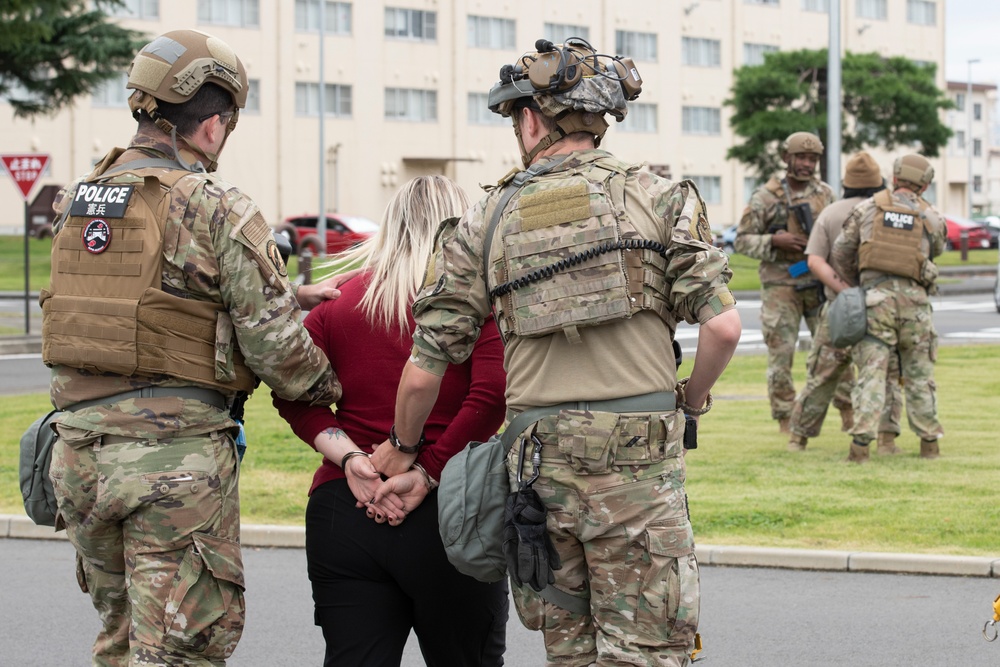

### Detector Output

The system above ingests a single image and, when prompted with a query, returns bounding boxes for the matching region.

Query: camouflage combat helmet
[487,38,643,167]
[126,30,248,171]
[893,154,934,189]
[782,131,824,156]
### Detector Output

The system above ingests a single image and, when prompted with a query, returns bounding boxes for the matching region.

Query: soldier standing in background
[736,132,844,435]
[831,154,946,462]
[43,30,342,664]
[787,152,902,453]
[376,38,741,666]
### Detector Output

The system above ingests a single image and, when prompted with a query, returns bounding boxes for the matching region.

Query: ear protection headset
[499,38,643,101]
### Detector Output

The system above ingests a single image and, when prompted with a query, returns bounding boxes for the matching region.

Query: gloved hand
[503,487,561,592]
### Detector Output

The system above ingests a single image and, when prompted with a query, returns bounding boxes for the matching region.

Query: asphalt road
[1,537,996,666]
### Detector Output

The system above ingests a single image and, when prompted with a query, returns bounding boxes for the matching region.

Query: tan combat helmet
[126,30,248,171]
[782,131,824,157]
[893,154,934,190]
[486,38,643,167]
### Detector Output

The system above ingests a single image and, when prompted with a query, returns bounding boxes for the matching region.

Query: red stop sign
[1,153,51,201]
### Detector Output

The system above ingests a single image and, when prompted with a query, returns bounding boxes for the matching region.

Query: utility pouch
[611,416,663,466]
[557,410,618,474]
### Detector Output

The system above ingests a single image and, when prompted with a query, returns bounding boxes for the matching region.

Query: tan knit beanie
[842,152,882,188]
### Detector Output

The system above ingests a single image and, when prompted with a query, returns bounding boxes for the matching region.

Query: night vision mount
[498,38,643,101]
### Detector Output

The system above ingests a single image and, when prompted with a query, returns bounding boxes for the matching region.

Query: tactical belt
[66,386,228,412]
[500,391,678,617]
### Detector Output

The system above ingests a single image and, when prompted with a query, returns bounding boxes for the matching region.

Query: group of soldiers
[737,132,946,462]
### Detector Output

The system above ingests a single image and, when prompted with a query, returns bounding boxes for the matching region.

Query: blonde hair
[334,175,470,332]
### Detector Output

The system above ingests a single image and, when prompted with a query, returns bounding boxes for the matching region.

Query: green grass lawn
[4,345,998,556]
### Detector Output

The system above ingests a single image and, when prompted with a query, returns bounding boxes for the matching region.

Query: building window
[974,138,982,157]
[295,0,352,34]
[685,176,722,205]
[543,23,589,43]
[801,0,829,11]
[92,73,129,108]
[108,0,159,19]
[922,182,936,204]
[615,31,657,62]
[954,130,966,151]
[955,92,965,111]
[295,82,352,117]
[468,16,515,49]
[385,88,437,122]
[619,103,657,133]
[745,176,763,202]
[743,42,778,66]
[198,0,259,27]
[682,37,721,68]
[385,7,436,41]
[682,106,721,135]
[974,102,982,121]
[856,0,887,20]
[973,175,982,193]
[244,78,260,113]
[906,0,935,26]
[468,93,506,125]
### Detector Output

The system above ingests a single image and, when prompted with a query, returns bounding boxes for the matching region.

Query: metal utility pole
[317,0,327,255]
[827,0,842,195]
[967,58,980,218]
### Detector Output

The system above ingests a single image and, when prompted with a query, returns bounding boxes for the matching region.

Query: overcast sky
[945,0,1000,85]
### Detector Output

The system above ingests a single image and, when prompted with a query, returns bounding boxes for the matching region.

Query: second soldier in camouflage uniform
[378,39,741,666]
[44,31,341,665]
[787,152,902,453]
[736,132,847,435]
[831,154,946,462]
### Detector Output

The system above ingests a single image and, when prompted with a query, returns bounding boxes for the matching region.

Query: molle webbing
[43,163,255,392]
[859,190,926,282]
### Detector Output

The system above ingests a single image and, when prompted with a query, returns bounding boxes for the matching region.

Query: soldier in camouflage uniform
[831,154,946,463]
[787,152,902,453]
[736,132,850,435]
[43,31,341,665]
[375,39,741,666]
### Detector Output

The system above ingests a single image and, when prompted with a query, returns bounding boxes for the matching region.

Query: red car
[944,216,992,251]
[276,214,379,256]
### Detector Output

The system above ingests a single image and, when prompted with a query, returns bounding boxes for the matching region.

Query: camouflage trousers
[50,426,245,667]
[850,281,944,444]
[760,284,852,420]
[789,302,901,438]
[506,409,697,667]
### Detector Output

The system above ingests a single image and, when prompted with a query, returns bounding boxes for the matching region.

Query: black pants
[306,479,508,666]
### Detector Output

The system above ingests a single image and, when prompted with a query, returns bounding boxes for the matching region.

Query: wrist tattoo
[322,427,346,440]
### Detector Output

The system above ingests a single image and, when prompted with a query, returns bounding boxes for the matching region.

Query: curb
[3,514,998,578]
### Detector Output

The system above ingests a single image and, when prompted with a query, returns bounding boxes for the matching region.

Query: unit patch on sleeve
[883,211,915,231]
[266,240,288,277]
[69,183,134,218]
[83,219,112,254]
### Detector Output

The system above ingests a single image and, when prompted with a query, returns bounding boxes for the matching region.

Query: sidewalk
[3,513,997,578]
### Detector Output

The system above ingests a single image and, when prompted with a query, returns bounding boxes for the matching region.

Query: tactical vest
[763,177,807,263]
[858,189,928,282]
[486,156,672,344]
[41,153,256,393]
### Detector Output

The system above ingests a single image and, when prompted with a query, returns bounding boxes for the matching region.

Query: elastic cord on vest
[489,237,667,299]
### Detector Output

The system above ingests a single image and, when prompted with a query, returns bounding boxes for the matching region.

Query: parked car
[943,216,992,251]
[275,214,379,256]
[973,216,1000,249]
[713,224,737,254]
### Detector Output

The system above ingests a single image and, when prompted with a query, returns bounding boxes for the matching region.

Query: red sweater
[273,272,506,495]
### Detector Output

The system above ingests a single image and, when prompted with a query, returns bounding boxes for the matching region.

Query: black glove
[502,487,561,592]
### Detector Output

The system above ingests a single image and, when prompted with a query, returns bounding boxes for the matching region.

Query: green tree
[726,48,954,180]
[0,0,146,118]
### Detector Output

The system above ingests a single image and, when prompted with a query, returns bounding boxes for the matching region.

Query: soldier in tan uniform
[787,152,902,452]
[375,39,741,666]
[831,154,946,462]
[44,31,341,665]
[736,132,849,435]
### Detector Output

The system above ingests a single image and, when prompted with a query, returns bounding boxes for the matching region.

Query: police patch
[883,211,915,231]
[266,240,287,277]
[69,183,133,218]
[82,219,111,254]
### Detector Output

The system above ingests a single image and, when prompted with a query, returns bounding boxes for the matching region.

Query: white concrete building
[944,80,997,218]
[0,0,950,234]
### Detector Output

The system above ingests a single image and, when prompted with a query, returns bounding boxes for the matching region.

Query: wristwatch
[388,425,424,454]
